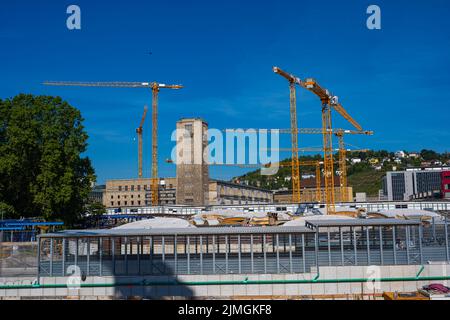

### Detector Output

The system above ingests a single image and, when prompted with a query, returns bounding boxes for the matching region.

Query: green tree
[420,149,438,161]
[0,94,95,225]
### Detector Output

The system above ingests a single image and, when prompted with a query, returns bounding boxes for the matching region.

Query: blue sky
[1,0,449,184]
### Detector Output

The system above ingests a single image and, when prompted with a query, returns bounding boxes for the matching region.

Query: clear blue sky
[1,0,449,184]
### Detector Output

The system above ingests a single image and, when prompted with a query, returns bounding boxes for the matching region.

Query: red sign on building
[441,170,450,199]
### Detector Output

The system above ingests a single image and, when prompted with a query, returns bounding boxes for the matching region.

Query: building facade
[381,167,450,201]
[175,118,209,206]
[209,180,273,205]
[103,178,177,208]
[104,178,273,208]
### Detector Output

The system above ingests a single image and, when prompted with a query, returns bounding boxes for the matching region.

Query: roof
[113,217,193,229]
[304,218,421,229]
[38,225,314,238]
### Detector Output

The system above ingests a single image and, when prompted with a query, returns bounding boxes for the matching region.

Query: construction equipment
[272,67,304,204]
[208,160,323,202]
[136,105,148,178]
[301,77,364,214]
[43,81,183,206]
[272,128,373,202]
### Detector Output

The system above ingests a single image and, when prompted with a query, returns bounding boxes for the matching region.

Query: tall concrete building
[175,118,209,205]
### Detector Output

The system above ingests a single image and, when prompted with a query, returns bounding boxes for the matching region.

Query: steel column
[327,230,331,266]
[99,238,103,276]
[50,239,53,276]
[445,215,449,262]
[340,227,344,266]
[289,234,293,273]
[302,234,306,273]
[392,227,397,265]
[379,227,384,265]
[250,234,254,273]
[212,235,216,273]
[187,236,190,275]
[62,238,66,276]
[112,238,115,275]
[365,227,370,265]
[418,225,424,265]
[263,234,267,274]
[238,235,241,274]
[174,235,177,274]
[225,235,229,273]
[86,239,90,276]
[276,234,280,273]
[353,228,357,265]
[406,226,410,265]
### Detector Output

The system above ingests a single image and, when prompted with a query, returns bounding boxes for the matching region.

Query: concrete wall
[2,264,449,299]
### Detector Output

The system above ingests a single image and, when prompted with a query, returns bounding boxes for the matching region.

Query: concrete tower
[175,118,209,205]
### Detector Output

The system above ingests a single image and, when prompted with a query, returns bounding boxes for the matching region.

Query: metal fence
[0,242,38,277]
[37,218,450,278]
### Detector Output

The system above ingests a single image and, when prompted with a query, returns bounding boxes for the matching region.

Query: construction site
[1,65,450,301]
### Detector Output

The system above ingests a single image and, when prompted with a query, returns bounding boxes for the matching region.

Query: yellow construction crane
[136,105,148,178]
[301,78,364,214]
[272,67,304,204]
[43,81,183,206]
[206,160,323,202]
[275,128,373,202]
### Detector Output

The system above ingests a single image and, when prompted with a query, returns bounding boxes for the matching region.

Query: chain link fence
[0,239,38,277]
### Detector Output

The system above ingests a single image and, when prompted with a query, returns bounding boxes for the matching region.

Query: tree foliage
[0,94,95,225]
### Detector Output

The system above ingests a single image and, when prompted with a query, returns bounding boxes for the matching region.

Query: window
[131,201,134,205]
[138,201,141,205]
[110,195,113,199]
[118,195,120,199]
[125,201,128,205]
[125,186,128,191]
[118,186,122,191]
[137,185,141,191]
[118,201,121,206]
[111,201,114,206]
[131,185,134,191]
[131,195,134,198]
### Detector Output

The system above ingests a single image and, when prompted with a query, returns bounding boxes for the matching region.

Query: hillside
[232,149,450,197]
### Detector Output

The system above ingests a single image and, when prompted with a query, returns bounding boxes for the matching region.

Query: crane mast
[44,80,182,206]
[273,67,304,204]
[136,105,148,179]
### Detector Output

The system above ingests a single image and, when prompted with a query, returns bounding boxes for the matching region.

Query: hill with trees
[232,149,450,197]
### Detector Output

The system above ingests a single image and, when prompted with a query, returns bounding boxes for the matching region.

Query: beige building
[209,180,273,205]
[104,177,273,208]
[273,176,353,203]
[175,118,209,206]
[273,186,353,203]
[104,178,177,208]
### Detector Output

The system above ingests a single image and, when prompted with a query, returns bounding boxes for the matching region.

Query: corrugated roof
[39,225,314,238]
[305,218,421,228]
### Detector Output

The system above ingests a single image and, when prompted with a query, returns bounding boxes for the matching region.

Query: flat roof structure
[36,218,450,279]
[40,226,314,238]
[304,218,421,229]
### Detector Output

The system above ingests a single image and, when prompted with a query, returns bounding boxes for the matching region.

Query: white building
[395,151,406,158]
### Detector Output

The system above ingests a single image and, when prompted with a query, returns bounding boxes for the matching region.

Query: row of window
[110,199,176,207]
[117,184,174,191]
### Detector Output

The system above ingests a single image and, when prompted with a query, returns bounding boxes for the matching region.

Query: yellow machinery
[276,128,373,202]
[136,105,148,178]
[43,81,183,206]
[301,78,364,214]
[272,67,303,203]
